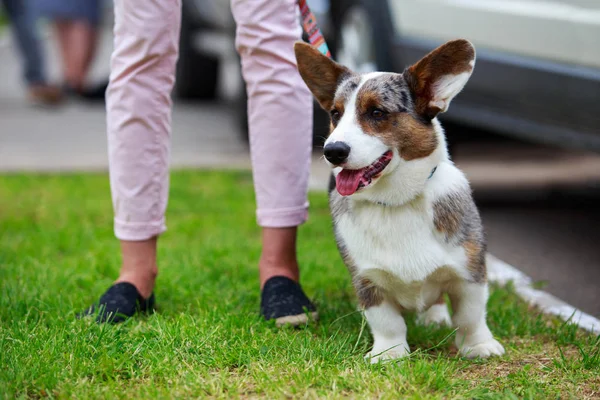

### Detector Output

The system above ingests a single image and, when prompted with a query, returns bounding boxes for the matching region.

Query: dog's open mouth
[335,151,393,196]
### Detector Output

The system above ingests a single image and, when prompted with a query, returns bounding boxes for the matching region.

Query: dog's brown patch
[463,236,487,283]
[433,190,487,283]
[433,195,463,239]
[403,39,475,119]
[354,277,385,308]
[333,98,346,114]
[294,42,352,111]
[356,90,380,114]
[357,113,437,161]
[354,77,438,161]
[394,114,438,161]
[432,190,480,240]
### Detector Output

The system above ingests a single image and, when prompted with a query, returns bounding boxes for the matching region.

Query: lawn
[1,170,598,399]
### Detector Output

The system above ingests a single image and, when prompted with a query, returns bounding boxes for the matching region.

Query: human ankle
[117,238,158,298]
[259,259,299,289]
[259,227,300,288]
[116,269,156,299]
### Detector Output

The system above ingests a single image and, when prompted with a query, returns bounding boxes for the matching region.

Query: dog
[294,39,505,362]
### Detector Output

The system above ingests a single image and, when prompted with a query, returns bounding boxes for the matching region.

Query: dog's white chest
[336,199,467,290]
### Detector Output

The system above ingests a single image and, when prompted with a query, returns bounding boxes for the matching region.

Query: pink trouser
[106,0,313,241]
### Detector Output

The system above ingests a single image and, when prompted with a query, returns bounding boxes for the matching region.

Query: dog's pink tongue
[336,169,363,196]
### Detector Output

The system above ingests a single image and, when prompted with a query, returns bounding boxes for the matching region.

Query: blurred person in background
[34,0,108,100]
[1,0,62,105]
[80,0,316,326]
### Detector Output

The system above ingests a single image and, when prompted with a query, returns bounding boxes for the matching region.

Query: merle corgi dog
[294,39,504,362]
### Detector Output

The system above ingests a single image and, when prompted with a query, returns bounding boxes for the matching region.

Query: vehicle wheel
[330,0,395,73]
[175,10,220,100]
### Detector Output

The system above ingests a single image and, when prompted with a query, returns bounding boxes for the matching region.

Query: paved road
[1,26,599,317]
[482,202,599,318]
[0,28,251,172]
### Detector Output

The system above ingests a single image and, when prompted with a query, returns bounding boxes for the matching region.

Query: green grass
[1,170,598,399]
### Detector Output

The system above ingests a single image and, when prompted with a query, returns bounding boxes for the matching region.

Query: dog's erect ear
[403,39,475,120]
[294,42,351,111]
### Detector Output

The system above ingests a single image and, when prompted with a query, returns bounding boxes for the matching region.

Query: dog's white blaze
[325,73,389,170]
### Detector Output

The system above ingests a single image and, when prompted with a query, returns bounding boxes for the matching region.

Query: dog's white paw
[459,338,505,359]
[417,303,452,327]
[365,344,410,363]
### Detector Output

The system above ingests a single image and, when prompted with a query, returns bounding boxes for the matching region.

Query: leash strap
[298,0,332,58]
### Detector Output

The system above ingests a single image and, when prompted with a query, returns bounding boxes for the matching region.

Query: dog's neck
[373,165,438,207]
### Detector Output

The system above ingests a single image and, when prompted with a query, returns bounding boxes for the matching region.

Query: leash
[298,0,332,59]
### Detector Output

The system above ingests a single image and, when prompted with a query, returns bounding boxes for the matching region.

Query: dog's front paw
[417,303,452,327]
[365,343,410,363]
[459,338,505,359]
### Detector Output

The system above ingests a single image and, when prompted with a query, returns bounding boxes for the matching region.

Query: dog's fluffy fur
[295,39,504,362]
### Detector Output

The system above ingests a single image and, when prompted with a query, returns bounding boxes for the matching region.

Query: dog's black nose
[324,141,351,165]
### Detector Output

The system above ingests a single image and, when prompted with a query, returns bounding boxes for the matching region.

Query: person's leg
[80,21,99,76]
[1,0,62,104]
[107,0,181,292]
[259,228,299,287]
[54,19,98,92]
[2,0,45,84]
[73,19,108,100]
[231,0,314,324]
[80,0,181,322]
[53,20,74,85]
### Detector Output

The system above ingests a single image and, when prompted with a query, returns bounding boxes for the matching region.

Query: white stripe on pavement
[487,254,600,334]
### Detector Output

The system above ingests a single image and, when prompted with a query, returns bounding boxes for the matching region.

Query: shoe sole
[275,311,319,327]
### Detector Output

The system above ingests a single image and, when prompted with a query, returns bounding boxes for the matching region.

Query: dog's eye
[371,108,386,120]
[330,109,341,122]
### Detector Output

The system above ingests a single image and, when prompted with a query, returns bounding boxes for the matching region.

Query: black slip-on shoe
[78,282,155,324]
[260,276,318,327]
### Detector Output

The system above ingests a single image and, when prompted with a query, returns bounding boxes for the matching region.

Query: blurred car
[176,0,235,100]
[177,0,600,152]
